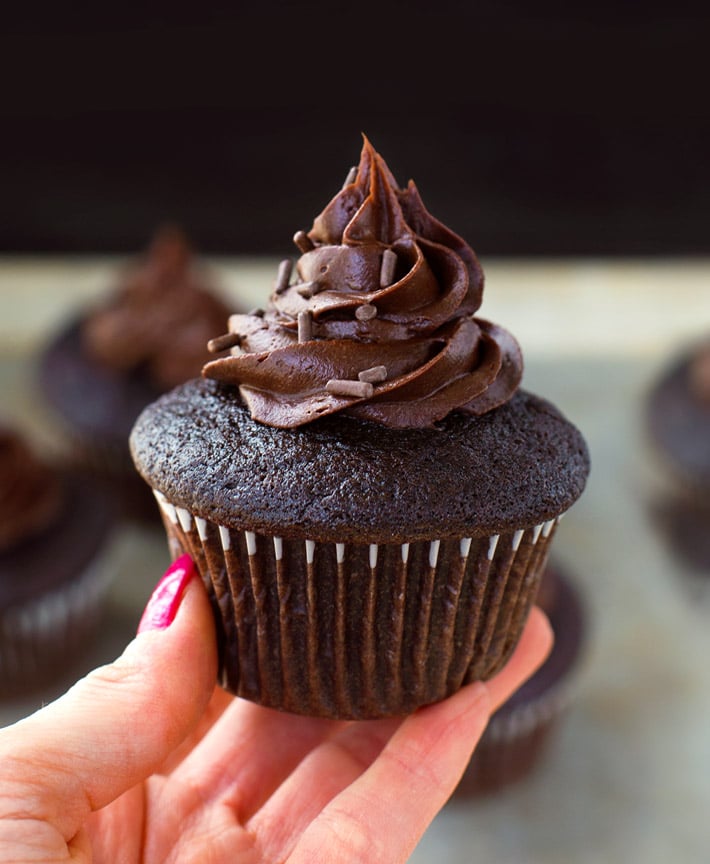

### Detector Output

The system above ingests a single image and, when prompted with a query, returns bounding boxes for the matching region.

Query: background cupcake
[36,224,234,522]
[645,336,710,578]
[451,561,588,798]
[645,336,710,503]
[130,137,590,720]
[0,425,115,697]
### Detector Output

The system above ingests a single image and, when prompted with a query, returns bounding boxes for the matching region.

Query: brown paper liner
[0,556,113,697]
[453,690,572,797]
[452,566,585,797]
[154,491,560,719]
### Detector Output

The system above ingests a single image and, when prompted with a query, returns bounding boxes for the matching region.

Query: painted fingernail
[138,554,196,633]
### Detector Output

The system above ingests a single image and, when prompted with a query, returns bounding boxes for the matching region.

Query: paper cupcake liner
[453,566,586,797]
[153,489,562,719]
[0,554,115,697]
[453,677,577,797]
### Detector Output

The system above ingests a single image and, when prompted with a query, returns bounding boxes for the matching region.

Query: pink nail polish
[138,554,196,633]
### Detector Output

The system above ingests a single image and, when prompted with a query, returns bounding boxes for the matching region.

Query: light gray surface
[2,258,710,862]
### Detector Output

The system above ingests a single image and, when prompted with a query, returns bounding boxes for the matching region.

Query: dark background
[1,1,708,258]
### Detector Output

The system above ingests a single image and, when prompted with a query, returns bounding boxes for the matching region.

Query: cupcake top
[131,138,589,541]
[0,428,62,552]
[203,136,523,429]
[131,377,590,541]
[82,225,231,390]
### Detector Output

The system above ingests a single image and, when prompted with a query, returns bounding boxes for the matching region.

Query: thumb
[0,554,217,841]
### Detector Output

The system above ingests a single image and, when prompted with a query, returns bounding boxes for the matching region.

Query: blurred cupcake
[452,561,588,797]
[0,426,115,697]
[645,337,710,575]
[646,336,710,502]
[130,137,590,720]
[650,496,710,575]
[37,225,233,522]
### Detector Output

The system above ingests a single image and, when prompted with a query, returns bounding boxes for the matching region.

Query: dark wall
[1,1,708,256]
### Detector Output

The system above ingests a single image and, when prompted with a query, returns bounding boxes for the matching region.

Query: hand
[0,555,552,863]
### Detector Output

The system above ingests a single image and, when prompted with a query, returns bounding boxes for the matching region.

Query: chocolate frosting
[82,225,232,390]
[203,136,523,429]
[0,429,62,552]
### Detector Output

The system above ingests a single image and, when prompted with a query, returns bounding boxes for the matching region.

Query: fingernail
[138,554,196,633]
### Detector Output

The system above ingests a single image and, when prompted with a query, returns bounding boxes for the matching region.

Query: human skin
[0,557,552,864]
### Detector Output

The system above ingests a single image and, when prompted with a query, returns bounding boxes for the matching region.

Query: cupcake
[130,136,590,720]
[37,224,233,522]
[650,495,710,575]
[645,337,710,575]
[646,336,710,503]
[0,426,115,697]
[452,561,588,797]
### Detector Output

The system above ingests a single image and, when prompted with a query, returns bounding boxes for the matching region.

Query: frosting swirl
[0,429,62,552]
[83,225,232,390]
[203,137,523,429]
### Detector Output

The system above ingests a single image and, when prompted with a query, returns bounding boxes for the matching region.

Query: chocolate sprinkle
[325,379,374,398]
[298,310,312,343]
[274,258,293,295]
[358,365,387,384]
[293,230,314,253]
[380,248,398,287]
[355,304,377,321]
[207,332,243,353]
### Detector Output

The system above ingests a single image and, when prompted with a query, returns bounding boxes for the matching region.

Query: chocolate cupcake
[0,426,115,697]
[645,337,710,575]
[646,337,710,503]
[37,225,233,522]
[452,562,587,797]
[130,137,590,719]
[650,495,710,575]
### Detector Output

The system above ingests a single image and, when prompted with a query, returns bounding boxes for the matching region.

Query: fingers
[286,607,553,864]
[0,556,218,844]
[248,714,403,859]
[155,684,234,776]
[170,697,345,820]
[287,683,490,864]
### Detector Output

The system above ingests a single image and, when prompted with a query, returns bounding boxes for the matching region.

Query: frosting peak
[83,225,231,391]
[203,137,523,428]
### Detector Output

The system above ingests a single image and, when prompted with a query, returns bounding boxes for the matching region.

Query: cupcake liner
[452,567,586,797]
[153,489,562,719]
[453,677,576,797]
[0,552,115,698]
